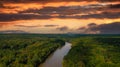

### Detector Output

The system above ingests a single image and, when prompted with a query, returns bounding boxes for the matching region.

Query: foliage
[0,35,65,67]
[63,37,120,67]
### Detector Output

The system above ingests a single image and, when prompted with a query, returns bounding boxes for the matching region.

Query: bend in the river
[40,42,72,67]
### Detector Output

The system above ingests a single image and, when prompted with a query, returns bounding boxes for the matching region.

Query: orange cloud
[0,1,119,14]
[0,1,119,33]
[0,1,100,13]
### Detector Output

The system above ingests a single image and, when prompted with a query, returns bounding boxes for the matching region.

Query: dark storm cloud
[19,4,107,15]
[90,22,120,34]
[71,12,120,19]
[19,6,80,15]
[0,3,4,8]
[0,11,120,22]
[109,4,120,8]
[19,4,120,19]
[0,3,120,22]
[78,22,120,34]
[0,30,28,33]
[56,12,120,19]
[0,0,119,3]
[0,13,52,22]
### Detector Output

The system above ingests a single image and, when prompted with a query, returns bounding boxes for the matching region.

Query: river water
[40,42,71,67]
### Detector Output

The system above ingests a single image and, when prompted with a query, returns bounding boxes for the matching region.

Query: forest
[0,34,65,67]
[0,34,120,67]
[63,37,120,67]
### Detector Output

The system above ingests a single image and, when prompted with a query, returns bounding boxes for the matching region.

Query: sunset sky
[0,0,120,34]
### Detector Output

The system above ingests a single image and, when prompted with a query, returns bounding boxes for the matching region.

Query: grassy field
[63,37,120,67]
[0,34,65,67]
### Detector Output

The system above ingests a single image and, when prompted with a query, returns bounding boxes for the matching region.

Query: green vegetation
[1,34,120,67]
[0,34,65,67]
[63,37,120,67]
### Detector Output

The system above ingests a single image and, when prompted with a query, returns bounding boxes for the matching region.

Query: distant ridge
[0,30,28,34]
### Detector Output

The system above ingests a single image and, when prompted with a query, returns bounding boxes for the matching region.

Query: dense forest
[0,34,65,67]
[63,37,120,67]
[0,34,120,67]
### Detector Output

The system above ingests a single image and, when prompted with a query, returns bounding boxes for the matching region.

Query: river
[40,42,72,67]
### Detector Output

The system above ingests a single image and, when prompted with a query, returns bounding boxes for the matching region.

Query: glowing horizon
[0,0,120,34]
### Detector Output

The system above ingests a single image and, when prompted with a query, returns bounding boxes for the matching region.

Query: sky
[0,0,120,34]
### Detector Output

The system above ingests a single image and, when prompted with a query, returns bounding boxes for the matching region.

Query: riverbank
[0,35,65,67]
[63,37,120,67]
[40,42,71,67]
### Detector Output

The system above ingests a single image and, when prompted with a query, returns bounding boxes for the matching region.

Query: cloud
[87,23,97,27]
[43,24,58,27]
[15,25,41,28]
[0,4,16,9]
[56,26,69,31]
[19,3,113,15]
[0,2,119,22]
[0,0,119,3]
[14,24,59,28]
[78,22,120,34]
[0,10,120,22]
[78,27,86,30]
[61,12,120,19]
[0,3,4,8]
[0,13,52,22]
[109,4,120,8]
[0,30,28,34]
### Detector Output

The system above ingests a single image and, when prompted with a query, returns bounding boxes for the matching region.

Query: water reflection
[40,42,71,67]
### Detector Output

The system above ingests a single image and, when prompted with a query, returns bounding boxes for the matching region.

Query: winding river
[40,42,72,67]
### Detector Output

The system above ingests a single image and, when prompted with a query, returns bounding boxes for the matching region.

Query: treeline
[0,35,65,67]
[63,37,120,67]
